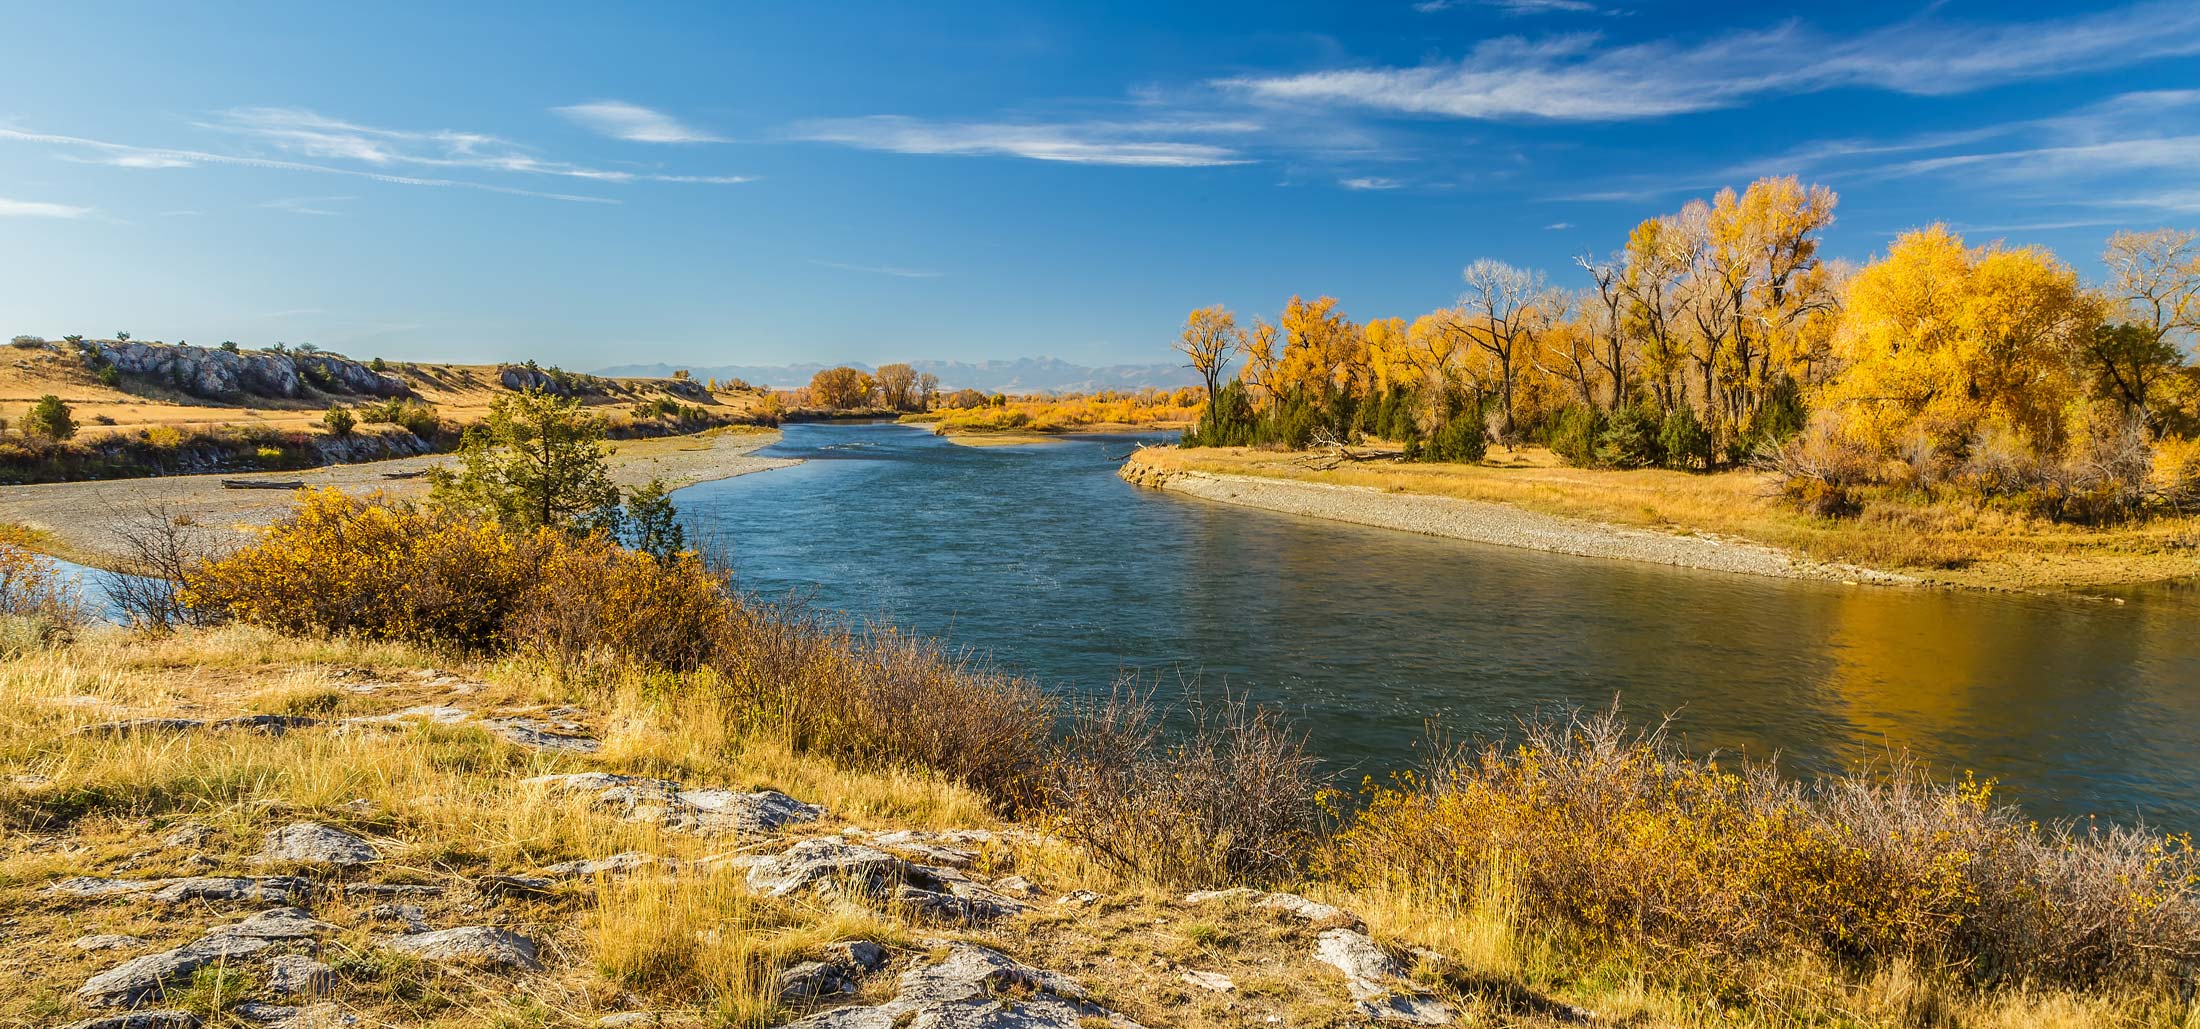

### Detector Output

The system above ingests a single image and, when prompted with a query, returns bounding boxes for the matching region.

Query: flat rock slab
[234,1001,356,1027]
[381,926,541,970]
[1181,887,1360,926]
[746,838,936,898]
[484,716,600,753]
[47,877,163,898]
[77,716,320,737]
[152,876,312,905]
[266,954,335,997]
[525,772,822,835]
[63,1012,203,1029]
[259,823,381,867]
[78,934,272,1007]
[1314,928,1456,1026]
[786,942,1143,1029]
[1181,969,1236,992]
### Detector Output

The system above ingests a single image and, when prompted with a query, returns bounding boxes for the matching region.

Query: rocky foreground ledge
[9,654,1591,1029]
[1120,456,1915,586]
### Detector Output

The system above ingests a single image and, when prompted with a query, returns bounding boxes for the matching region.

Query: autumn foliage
[1178,178,2200,521]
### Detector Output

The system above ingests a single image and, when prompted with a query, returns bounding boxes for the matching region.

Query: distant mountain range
[594,357,1198,394]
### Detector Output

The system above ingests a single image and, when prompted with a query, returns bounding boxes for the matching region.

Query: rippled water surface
[678,421,2200,828]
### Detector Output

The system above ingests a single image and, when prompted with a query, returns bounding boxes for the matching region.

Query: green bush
[359,398,439,439]
[22,395,76,441]
[1658,405,1713,471]
[1595,403,1664,469]
[1549,404,1603,467]
[1419,414,1487,463]
[322,406,356,437]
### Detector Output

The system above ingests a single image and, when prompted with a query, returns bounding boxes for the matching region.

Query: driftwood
[1294,429,1392,470]
[380,469,428,480]
[220,479,305,490]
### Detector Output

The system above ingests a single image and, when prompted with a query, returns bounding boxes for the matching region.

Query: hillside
[3,338,772,443]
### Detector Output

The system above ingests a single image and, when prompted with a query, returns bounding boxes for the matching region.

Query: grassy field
[1129,444,2200,591]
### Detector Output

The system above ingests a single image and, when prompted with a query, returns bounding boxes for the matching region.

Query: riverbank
[1121,446,2200,592]
[0,426,793,569]
[4,618,2188,1027]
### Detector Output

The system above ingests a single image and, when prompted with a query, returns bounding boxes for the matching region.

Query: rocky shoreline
[1120,457,1916,587]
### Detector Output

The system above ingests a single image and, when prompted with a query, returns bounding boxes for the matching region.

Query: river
[677,421,2200,829]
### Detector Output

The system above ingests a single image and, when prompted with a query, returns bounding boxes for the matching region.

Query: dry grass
[5,625,2196,1027]
[1134,444,2200,590]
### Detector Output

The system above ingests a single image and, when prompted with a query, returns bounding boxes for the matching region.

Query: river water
[677,421,2200,829]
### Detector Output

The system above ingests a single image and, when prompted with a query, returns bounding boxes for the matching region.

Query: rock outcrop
[785,942,1143,1029]
[258,823,381,868]
[525,772,821,835]
[94,341,404,400]
[381,926,541,970]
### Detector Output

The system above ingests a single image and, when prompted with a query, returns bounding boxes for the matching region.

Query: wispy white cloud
[204,107,753,184]
[0,125,622,203]
[808,259,944,279]
[794,115,1251,167]
[261,195,355,216]
[1339,176,1401,190]
[1544,221,1573,229]
[553,100,723,143]
[0,197,92,218]
[1222,3,2200,121]
[1414,0,1602,15]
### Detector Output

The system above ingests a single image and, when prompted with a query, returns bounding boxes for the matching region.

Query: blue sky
[3,1,2197,369]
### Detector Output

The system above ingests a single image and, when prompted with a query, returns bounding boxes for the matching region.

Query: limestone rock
[1055,890,1104,908]
[778,960,854,1002]
[265,954,335,997]
[150,876,311,905]
[340,882,442,898]
[47,877,160,898]
[1180,969,1236,992]
[382,926,540,970]
[483,716,599,753]
[1256,891,1356,925]
[785,942,1143,1029]
[365,903,429,932]
[745,839,930,898]
[63,1012,202,1029]
[525,772,822,835]
[259,824,380,868]
[161,824,215,850]
[233,1001,356,1027]
[1313,928,1456,1026]
[826,940,887,973]
[78,934,271,1007]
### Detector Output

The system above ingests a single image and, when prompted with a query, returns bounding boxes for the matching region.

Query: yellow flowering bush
[1321,709,2200,989]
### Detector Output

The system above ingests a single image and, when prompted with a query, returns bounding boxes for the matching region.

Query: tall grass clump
[1321,707,2200,992]
[1040,687,1323,887]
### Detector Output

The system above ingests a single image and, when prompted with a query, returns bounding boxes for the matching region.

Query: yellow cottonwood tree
[1822,224,2093,454]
